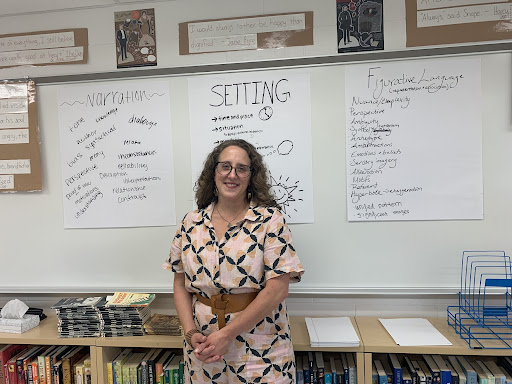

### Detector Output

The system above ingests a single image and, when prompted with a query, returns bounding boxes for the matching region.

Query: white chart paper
[188,71,313,223]
[379,318,452,346]
[345,57,483,221]
[58,80,176,228]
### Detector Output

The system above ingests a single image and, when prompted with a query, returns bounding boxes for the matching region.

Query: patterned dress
[166,203,304,384]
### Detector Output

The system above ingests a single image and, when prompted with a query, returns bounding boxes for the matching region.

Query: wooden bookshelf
[12,315,512,384]
[290,316,365,384]
[356,316,512,384]
[0,315,98,384]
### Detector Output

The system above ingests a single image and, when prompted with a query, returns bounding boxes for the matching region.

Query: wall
[0,1,511,313]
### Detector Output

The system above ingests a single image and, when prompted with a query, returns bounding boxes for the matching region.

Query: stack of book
[97,292,155,337]
[52,296,106,338]
[143,314,182,336]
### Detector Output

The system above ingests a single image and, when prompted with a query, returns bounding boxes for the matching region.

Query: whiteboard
[0,51,510,293]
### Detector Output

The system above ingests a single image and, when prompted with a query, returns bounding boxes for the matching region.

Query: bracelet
[185,329,201,345]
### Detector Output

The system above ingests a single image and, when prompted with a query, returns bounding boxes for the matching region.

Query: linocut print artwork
[336,0,383,53]
[114,8,157,68]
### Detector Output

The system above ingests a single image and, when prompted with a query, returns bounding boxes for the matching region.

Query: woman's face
[215,146,251,204]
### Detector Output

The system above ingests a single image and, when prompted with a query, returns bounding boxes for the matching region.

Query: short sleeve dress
[165,203,304,384]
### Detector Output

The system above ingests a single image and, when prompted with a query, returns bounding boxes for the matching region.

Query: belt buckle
[211,294,229,311]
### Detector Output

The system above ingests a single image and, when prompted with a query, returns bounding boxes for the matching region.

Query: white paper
[417,0,507,11]
[188,71,314,223]
[188,14,305,39]
[0,113,28,129]
[0,32,75,52]
[0,159,30,174]
[305,317,360,347]
[345,57,483,221]
[58,80,176,229]
[0,175,14,189]
[418,3,512,27]
[379,318,452,346]
[189,34,257,53]
[0,46,83,67]
[0,129,29,144]
[0,98,28,113]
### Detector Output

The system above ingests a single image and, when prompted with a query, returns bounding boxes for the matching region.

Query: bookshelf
[290,316,365,384]
[8,315,512,384]
[0,315,98,384]
[355,316,512,384]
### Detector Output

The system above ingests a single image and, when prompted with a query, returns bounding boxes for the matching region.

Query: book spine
[75,366,83,384]
[60,360,70,384]
[441,370,451,384]
[16,358,24,384]
[304,368,311,384]
[148,361,155,384]
[26,360,33,384]
[155,364,163,384]
[113,362,121,384]
[37,356,45,384]
[8,358,18,384]
[297,370,304,384]
[325,373,333,384]
[141,362,148,384]
[122,364,130,384]
[106,362,113,384]
[31,362,38,384]
[44,357,50,384]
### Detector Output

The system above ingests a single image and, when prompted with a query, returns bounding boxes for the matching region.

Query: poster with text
[345,57,483,221]
[58,80,175,228]
[188,71,313,223]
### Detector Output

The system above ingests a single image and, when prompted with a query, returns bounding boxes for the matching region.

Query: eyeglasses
[215,162,252,178]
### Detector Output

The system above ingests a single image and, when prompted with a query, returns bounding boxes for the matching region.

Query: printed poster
[345,57,483,221]
[337,0,384,53]
[58,79,175,228]
[188,70,314,224]
[115,8,156,68]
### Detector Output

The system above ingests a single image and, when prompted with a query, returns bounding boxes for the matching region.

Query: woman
[165,139,304,383]
[138,10,154,46]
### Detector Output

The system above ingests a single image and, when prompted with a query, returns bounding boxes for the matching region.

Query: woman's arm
[198,273,290,361]
[173,272,218,360]
[173,272,196,334]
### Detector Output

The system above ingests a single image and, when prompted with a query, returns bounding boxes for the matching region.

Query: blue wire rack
[447,250,512,349]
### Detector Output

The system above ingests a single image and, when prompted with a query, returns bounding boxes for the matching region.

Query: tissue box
[0,314,40,334]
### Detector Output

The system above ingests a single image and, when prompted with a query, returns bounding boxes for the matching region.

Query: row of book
[52,293,156,338]
[0,344,90,384]
[372,353,512,384]
[106,348,183,384]
[296,352,357,384]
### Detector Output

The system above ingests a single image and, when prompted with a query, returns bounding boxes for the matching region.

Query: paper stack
[305,317,360,347]
[378,318,452,346]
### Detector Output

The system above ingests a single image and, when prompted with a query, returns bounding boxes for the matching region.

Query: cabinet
[12,316,504,384]
[0,315,98,384]
[1,316,365,384]
[290,316,365,384]
[355,317,512,384]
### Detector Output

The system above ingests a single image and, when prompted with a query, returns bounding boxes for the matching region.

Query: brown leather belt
[195,292,258,329]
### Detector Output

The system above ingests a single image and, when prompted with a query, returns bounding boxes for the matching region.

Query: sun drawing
[270,174,303,216]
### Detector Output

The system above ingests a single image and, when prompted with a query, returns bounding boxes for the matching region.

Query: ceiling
[0,0,173,17]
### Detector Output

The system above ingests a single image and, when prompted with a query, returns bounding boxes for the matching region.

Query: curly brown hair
[195,139,279,210]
